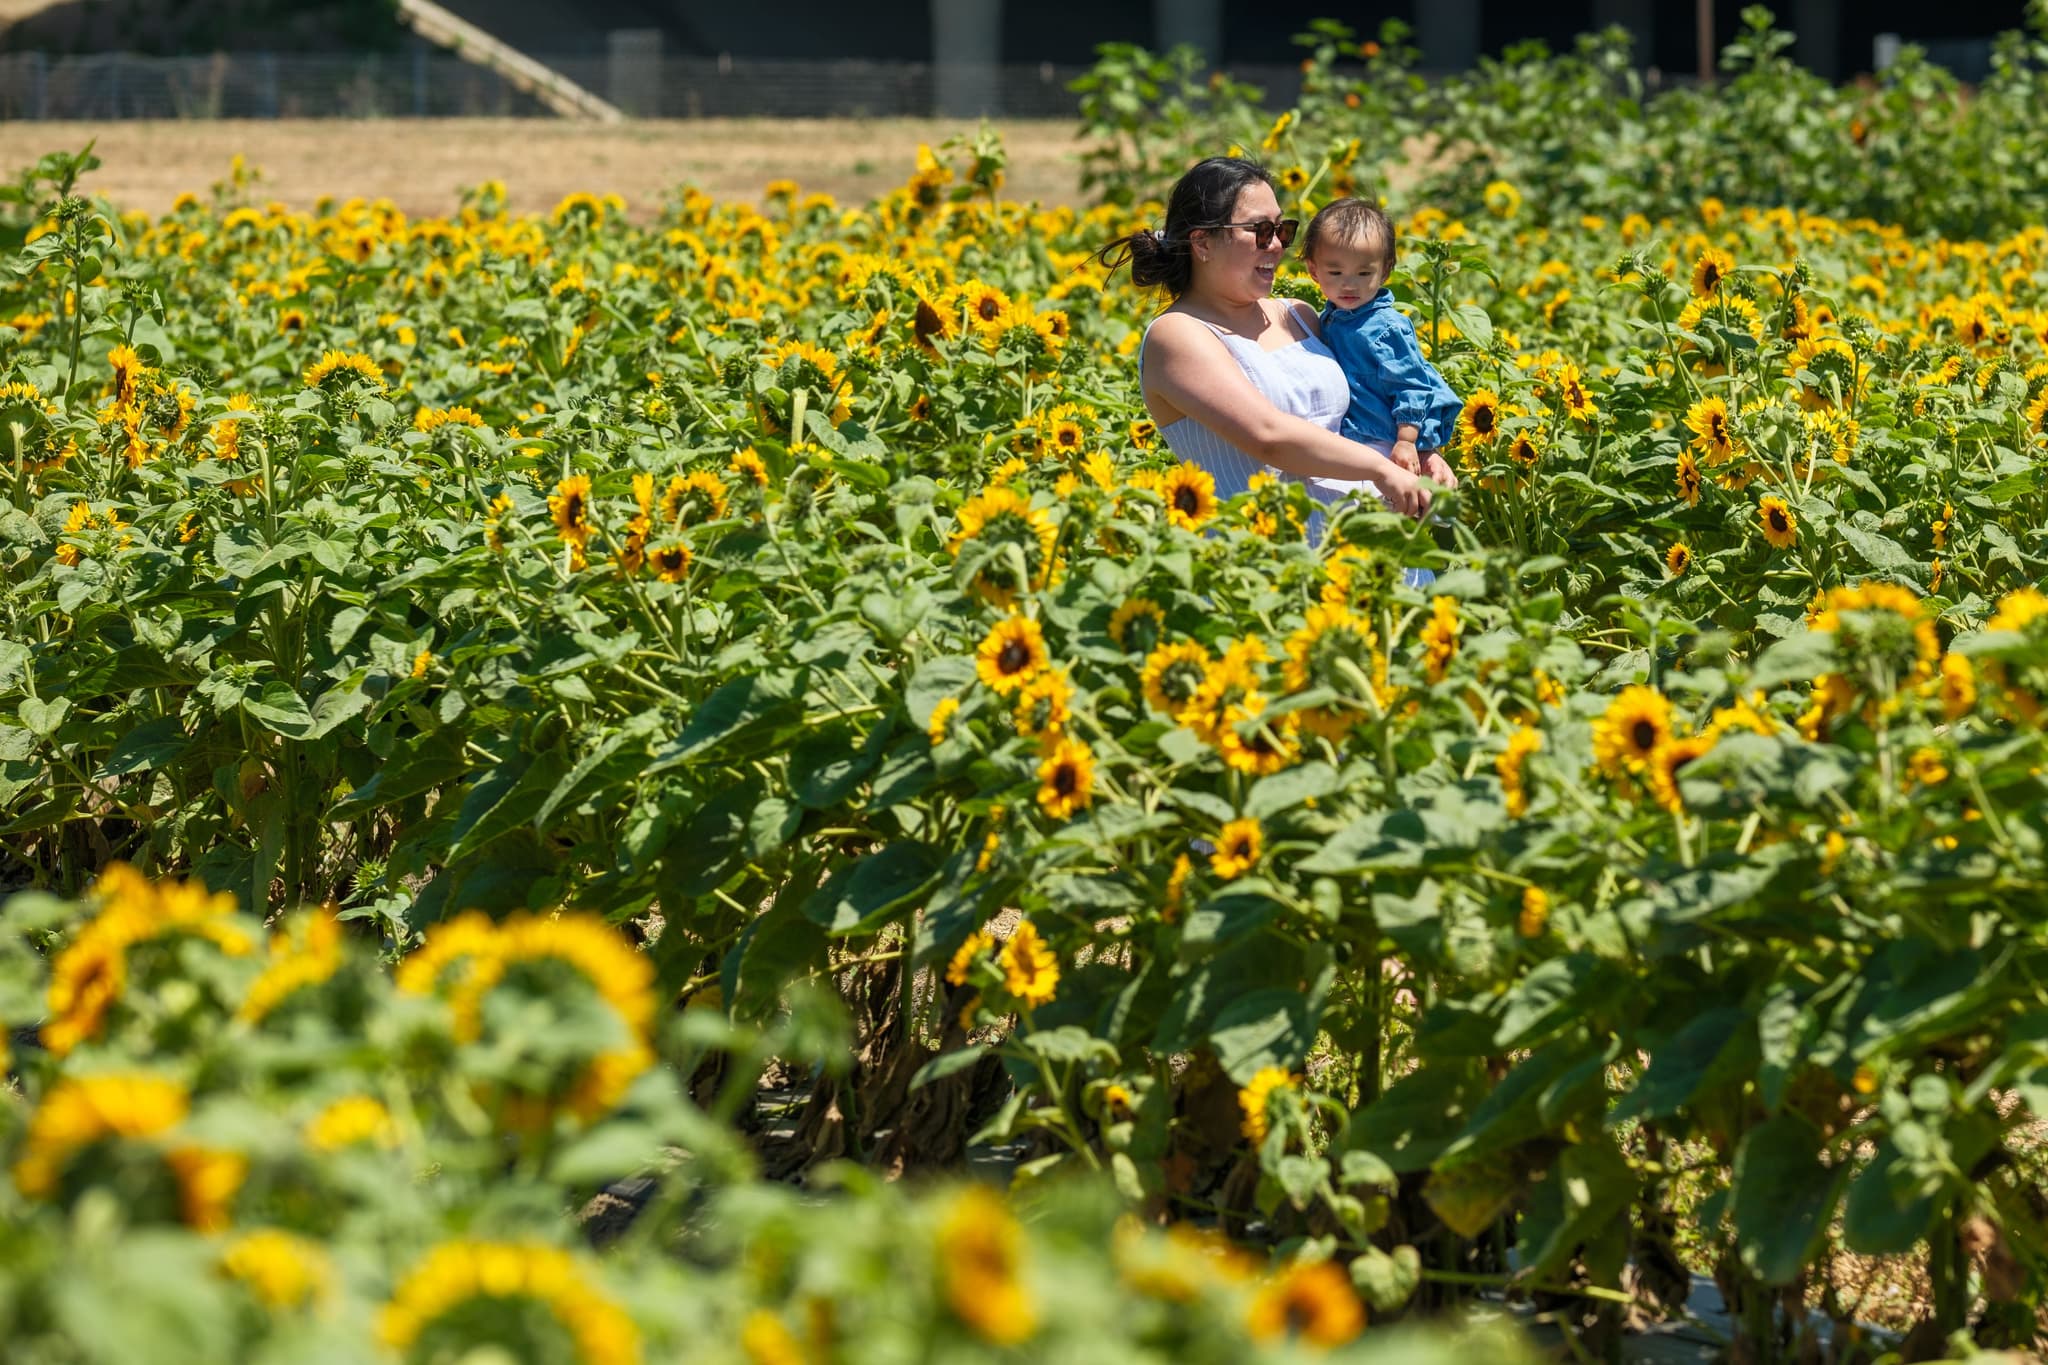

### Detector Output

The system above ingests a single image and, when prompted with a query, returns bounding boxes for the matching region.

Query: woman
[1099,157,1456,529]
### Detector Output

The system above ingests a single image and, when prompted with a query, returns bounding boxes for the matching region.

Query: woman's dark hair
[1094,157,1276,298]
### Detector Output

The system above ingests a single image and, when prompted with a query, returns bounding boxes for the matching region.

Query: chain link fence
[0,49,1311,120]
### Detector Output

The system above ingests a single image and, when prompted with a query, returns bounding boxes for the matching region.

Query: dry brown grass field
[0,117,1088,217]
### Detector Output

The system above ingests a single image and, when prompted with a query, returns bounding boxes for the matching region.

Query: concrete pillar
[931,0,1001,118]
[1791,0,1840,79]
[609,29,663,117]
[1593,0,1654,66]
[1154,0,1224,64]
[1412,0,1481,73]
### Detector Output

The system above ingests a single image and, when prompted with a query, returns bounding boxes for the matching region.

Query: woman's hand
[1373,458,1430,519]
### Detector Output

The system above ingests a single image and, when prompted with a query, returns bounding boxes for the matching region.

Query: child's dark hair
[1093,156,1277,297]
[1301,198,1396,275]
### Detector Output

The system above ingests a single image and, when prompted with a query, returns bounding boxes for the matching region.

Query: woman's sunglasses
[1210,217,1300,249]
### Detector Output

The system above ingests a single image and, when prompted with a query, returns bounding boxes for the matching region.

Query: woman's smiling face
[1193,180,1285,307]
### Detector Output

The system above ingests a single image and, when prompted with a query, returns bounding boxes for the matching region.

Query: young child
[1297,198,1457,585]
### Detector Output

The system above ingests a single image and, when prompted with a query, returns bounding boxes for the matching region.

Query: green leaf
[535,712,662,827]
[548,1122,664,1184]
[911,1045,991,1091]
[1211,982,1322,1085]
[96,715,188,778]
[1350,1244,1422,1312]
[803,841,941,935]
[1516,1138,1637,1278]
[1731,1113,1845,1286]
[648,670,803,770]
[1835,520,1916,573]
[1841,1135,1940,1255]
[241,682,315,738]
[18,696,68,738]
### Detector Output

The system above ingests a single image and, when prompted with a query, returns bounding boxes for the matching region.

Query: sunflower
[1159,462,1217,530]
[12,1072,189,1199]
[1937,651,1976,719]
[660,470,730,524]
[1497,724,1541,817]
[957,282,1012,337]
[1507,430,1542,467]
[727,446,770,487]
[1141,640,1212,716]
[277,308,308,337]
[648,542,691,583]
[998,919,1060,1007]
[378,1240,640,1365]
[549,474,593,548]
[1210,818,1262,879]
[221,1229,332,1310]
[1758,496,1798,549]
[1691,246,1735,298]
[945,930,993,986]
[1047,418,1085,454]
[107,343,146,408]
[1456,390,1503,448]
[1930,500,1952,551]
[304,1094,398,1151]
[1517,886,1550,938]
[1128,418,1158,450]
[976,616,1049,694]
[1107,596,1166,653]
[1012,666,1073,739]
[1278,165,1310,192]
[1245,1260,1366,1348]
[935,1186,1038,1345]
[1646,734,1715,813]
[1217,703,1300,776]
[1666,542,1692,577]
[1238,1066,1297,1143]
[911,293,954,352]
[301,349,384,392]
[1592,685,1674,776]
[1685,396,1737,462]
[1417,595,1462,684]
[1035,736,1096,821]
[949,485,1058,602]
[1555,362,1597,422]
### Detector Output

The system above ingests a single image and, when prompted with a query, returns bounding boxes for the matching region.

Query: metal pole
[1697,0,1715,84]
[414,40,427,115]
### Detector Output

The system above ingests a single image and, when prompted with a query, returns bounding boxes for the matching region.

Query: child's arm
[1366,311,1461,457]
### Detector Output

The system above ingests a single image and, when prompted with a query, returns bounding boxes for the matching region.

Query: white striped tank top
[1140,307,1436,584]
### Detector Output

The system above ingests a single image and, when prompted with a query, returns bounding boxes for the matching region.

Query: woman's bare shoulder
[1143,308,1213,348]
[1277,296,1325,339]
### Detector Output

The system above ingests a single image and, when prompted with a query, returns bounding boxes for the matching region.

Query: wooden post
[1697,0,1715,84]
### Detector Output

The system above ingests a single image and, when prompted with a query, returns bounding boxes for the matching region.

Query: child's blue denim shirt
[1320,288,1464,451]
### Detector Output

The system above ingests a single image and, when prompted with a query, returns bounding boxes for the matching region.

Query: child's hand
[1390,438,1423,474]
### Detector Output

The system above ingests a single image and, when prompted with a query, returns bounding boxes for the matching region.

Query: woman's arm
[1144,313,1432,516]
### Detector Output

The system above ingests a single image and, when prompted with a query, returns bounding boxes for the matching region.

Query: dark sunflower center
[977,297,1002,321]
[1052,764,1077,795]
[999,641,1031,673]
[1173,486,1200,514]
[1703,264,1721,290]
[1474,407,1496,434]
[1058,428,1079,447]
[1631,719,1659,751]
[564,494,584,523]
[1769,509,1789,531]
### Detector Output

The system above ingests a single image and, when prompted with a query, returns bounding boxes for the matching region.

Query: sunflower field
[6,7,2048,1362]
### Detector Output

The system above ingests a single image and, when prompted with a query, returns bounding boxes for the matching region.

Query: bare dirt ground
[0,118,1088,219]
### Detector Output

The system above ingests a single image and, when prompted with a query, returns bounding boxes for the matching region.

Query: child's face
[1304,237,1388,311]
